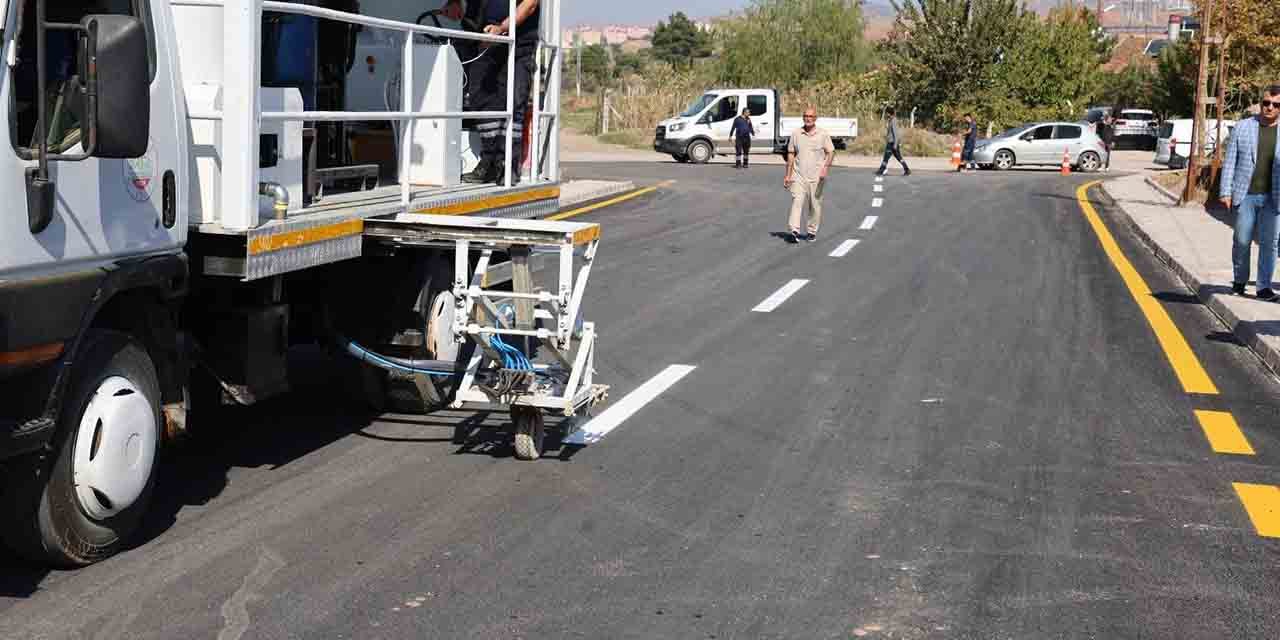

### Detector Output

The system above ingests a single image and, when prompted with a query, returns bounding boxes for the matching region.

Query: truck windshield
[680,94,716,118]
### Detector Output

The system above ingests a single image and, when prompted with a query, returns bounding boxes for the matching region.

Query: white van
[654,89,858,164]
[1154,119,1236,168]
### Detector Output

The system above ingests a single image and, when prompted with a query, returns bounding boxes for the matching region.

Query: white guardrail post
[221,0,262,231]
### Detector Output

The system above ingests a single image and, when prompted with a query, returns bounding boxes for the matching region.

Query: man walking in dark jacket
[1097,113,1115,172]
[875,107,910,177]
[732,108,755,169]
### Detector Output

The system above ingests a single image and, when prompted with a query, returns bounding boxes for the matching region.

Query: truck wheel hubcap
[72,376,157,521]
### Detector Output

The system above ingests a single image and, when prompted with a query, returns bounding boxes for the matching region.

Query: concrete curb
[1143,176,1182,204]
[558,180,637,209]
[1100,180,1280,377]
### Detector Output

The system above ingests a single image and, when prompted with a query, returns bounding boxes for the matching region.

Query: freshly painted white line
[873,185,884,192]
[752,279,810,313]
[829,239,860,258]
[860,216,878,230]
[562,365,697,445]
[874,176,884,183]
[872,197,884,208]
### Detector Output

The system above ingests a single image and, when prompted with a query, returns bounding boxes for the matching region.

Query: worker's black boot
[462,157,494,184]
[491,161,521,186]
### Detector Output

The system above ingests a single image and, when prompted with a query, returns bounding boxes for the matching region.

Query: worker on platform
[441,0,541,185]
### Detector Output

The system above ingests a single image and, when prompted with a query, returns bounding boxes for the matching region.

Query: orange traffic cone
[951,139,963,171]
[1060,148,1071,176]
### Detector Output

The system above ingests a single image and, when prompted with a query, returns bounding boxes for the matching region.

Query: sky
[562,0,748,27]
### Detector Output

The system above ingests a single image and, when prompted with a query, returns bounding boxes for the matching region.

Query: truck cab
[653,88,857,164]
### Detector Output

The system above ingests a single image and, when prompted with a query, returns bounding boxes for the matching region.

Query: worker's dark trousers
[878,142,908,172]
[735,137,752,166]
[468,42,537,169]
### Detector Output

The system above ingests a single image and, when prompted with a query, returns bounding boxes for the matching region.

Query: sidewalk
[1102,174,1280,375]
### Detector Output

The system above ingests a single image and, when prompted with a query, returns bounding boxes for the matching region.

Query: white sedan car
[972,122,1110,172]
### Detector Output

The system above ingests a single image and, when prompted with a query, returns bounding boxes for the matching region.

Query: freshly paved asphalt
[3,161,1280,639]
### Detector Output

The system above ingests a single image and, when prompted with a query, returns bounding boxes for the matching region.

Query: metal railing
[170,0,561,231]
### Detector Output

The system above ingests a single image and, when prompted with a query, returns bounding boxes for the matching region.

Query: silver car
[972,122,1109,172]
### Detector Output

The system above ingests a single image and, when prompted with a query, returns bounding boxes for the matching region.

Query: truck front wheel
[2,330,162,567]
[686,140,713,164]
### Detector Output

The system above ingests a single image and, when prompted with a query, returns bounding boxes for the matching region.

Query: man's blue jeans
[1232,194,1280,291]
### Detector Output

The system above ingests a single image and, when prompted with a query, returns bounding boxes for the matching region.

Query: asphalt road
[4,162,1280,639]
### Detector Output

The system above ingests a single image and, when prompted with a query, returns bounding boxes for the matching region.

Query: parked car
[972,122,1109,172]
[1112,109,1159,150]
[653,88,857,164]
[1084,106,1113,125]
[1154,118,1236,168]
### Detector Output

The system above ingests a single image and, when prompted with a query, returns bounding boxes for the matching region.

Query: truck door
[1,0,187,279]
[746,93,772,154]
[703,95,738,154]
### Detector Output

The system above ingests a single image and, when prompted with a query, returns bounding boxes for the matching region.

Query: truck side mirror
[80,14,150,158]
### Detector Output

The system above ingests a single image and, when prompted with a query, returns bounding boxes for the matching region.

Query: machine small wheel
[512,407,546,461]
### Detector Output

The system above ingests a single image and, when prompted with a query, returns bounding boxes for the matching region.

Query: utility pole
[574,33,582,98]
[1182,0,1213,204]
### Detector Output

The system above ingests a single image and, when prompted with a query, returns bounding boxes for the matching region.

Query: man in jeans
[875,107,910,176]
[1222,84,1280,300]
[783,108,834,243]
[960,113,978,172]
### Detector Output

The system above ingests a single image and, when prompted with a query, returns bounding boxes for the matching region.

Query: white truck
[0,0,609,568]
[653,88,858,164]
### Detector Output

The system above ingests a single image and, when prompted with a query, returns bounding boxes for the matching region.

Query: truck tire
[686,140,713,164]
[512,407,546,461]
[2,330,162,567]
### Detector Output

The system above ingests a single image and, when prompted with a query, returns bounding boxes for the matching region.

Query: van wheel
[687,140,713,164]
[2,330,162,567]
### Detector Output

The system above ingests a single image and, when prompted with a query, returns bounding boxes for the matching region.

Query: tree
[651,12,713,70]
[716,0,874,88]
[1153,39,1197,118]
[880,0,1027,122]
[1098,62,1157,112]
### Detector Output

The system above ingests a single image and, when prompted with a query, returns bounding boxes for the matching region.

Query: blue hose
[338,336,456,377]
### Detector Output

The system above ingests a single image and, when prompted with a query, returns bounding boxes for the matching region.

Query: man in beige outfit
[783,108,835,243]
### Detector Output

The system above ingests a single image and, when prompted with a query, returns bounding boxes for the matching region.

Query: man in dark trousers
[960,113,978,172]
[442,0,541,185]
[732,108,755,169]
[875,107,910,177]
[1097,113,1115,172]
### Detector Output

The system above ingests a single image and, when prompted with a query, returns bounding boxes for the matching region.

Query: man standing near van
[783,108,835,243]
[1221,84,1280,300]
[732,108,755,169]
[876,107,910,176]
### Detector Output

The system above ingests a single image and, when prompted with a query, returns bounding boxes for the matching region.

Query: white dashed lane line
[830,239,860,258]
[562,365,697,445]
[860,216,878,230]
[873,185,884,192]
[752,279,810,313]
[872,197,884,208]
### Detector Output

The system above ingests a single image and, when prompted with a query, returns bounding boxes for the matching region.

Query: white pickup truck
[654,89,858,164]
